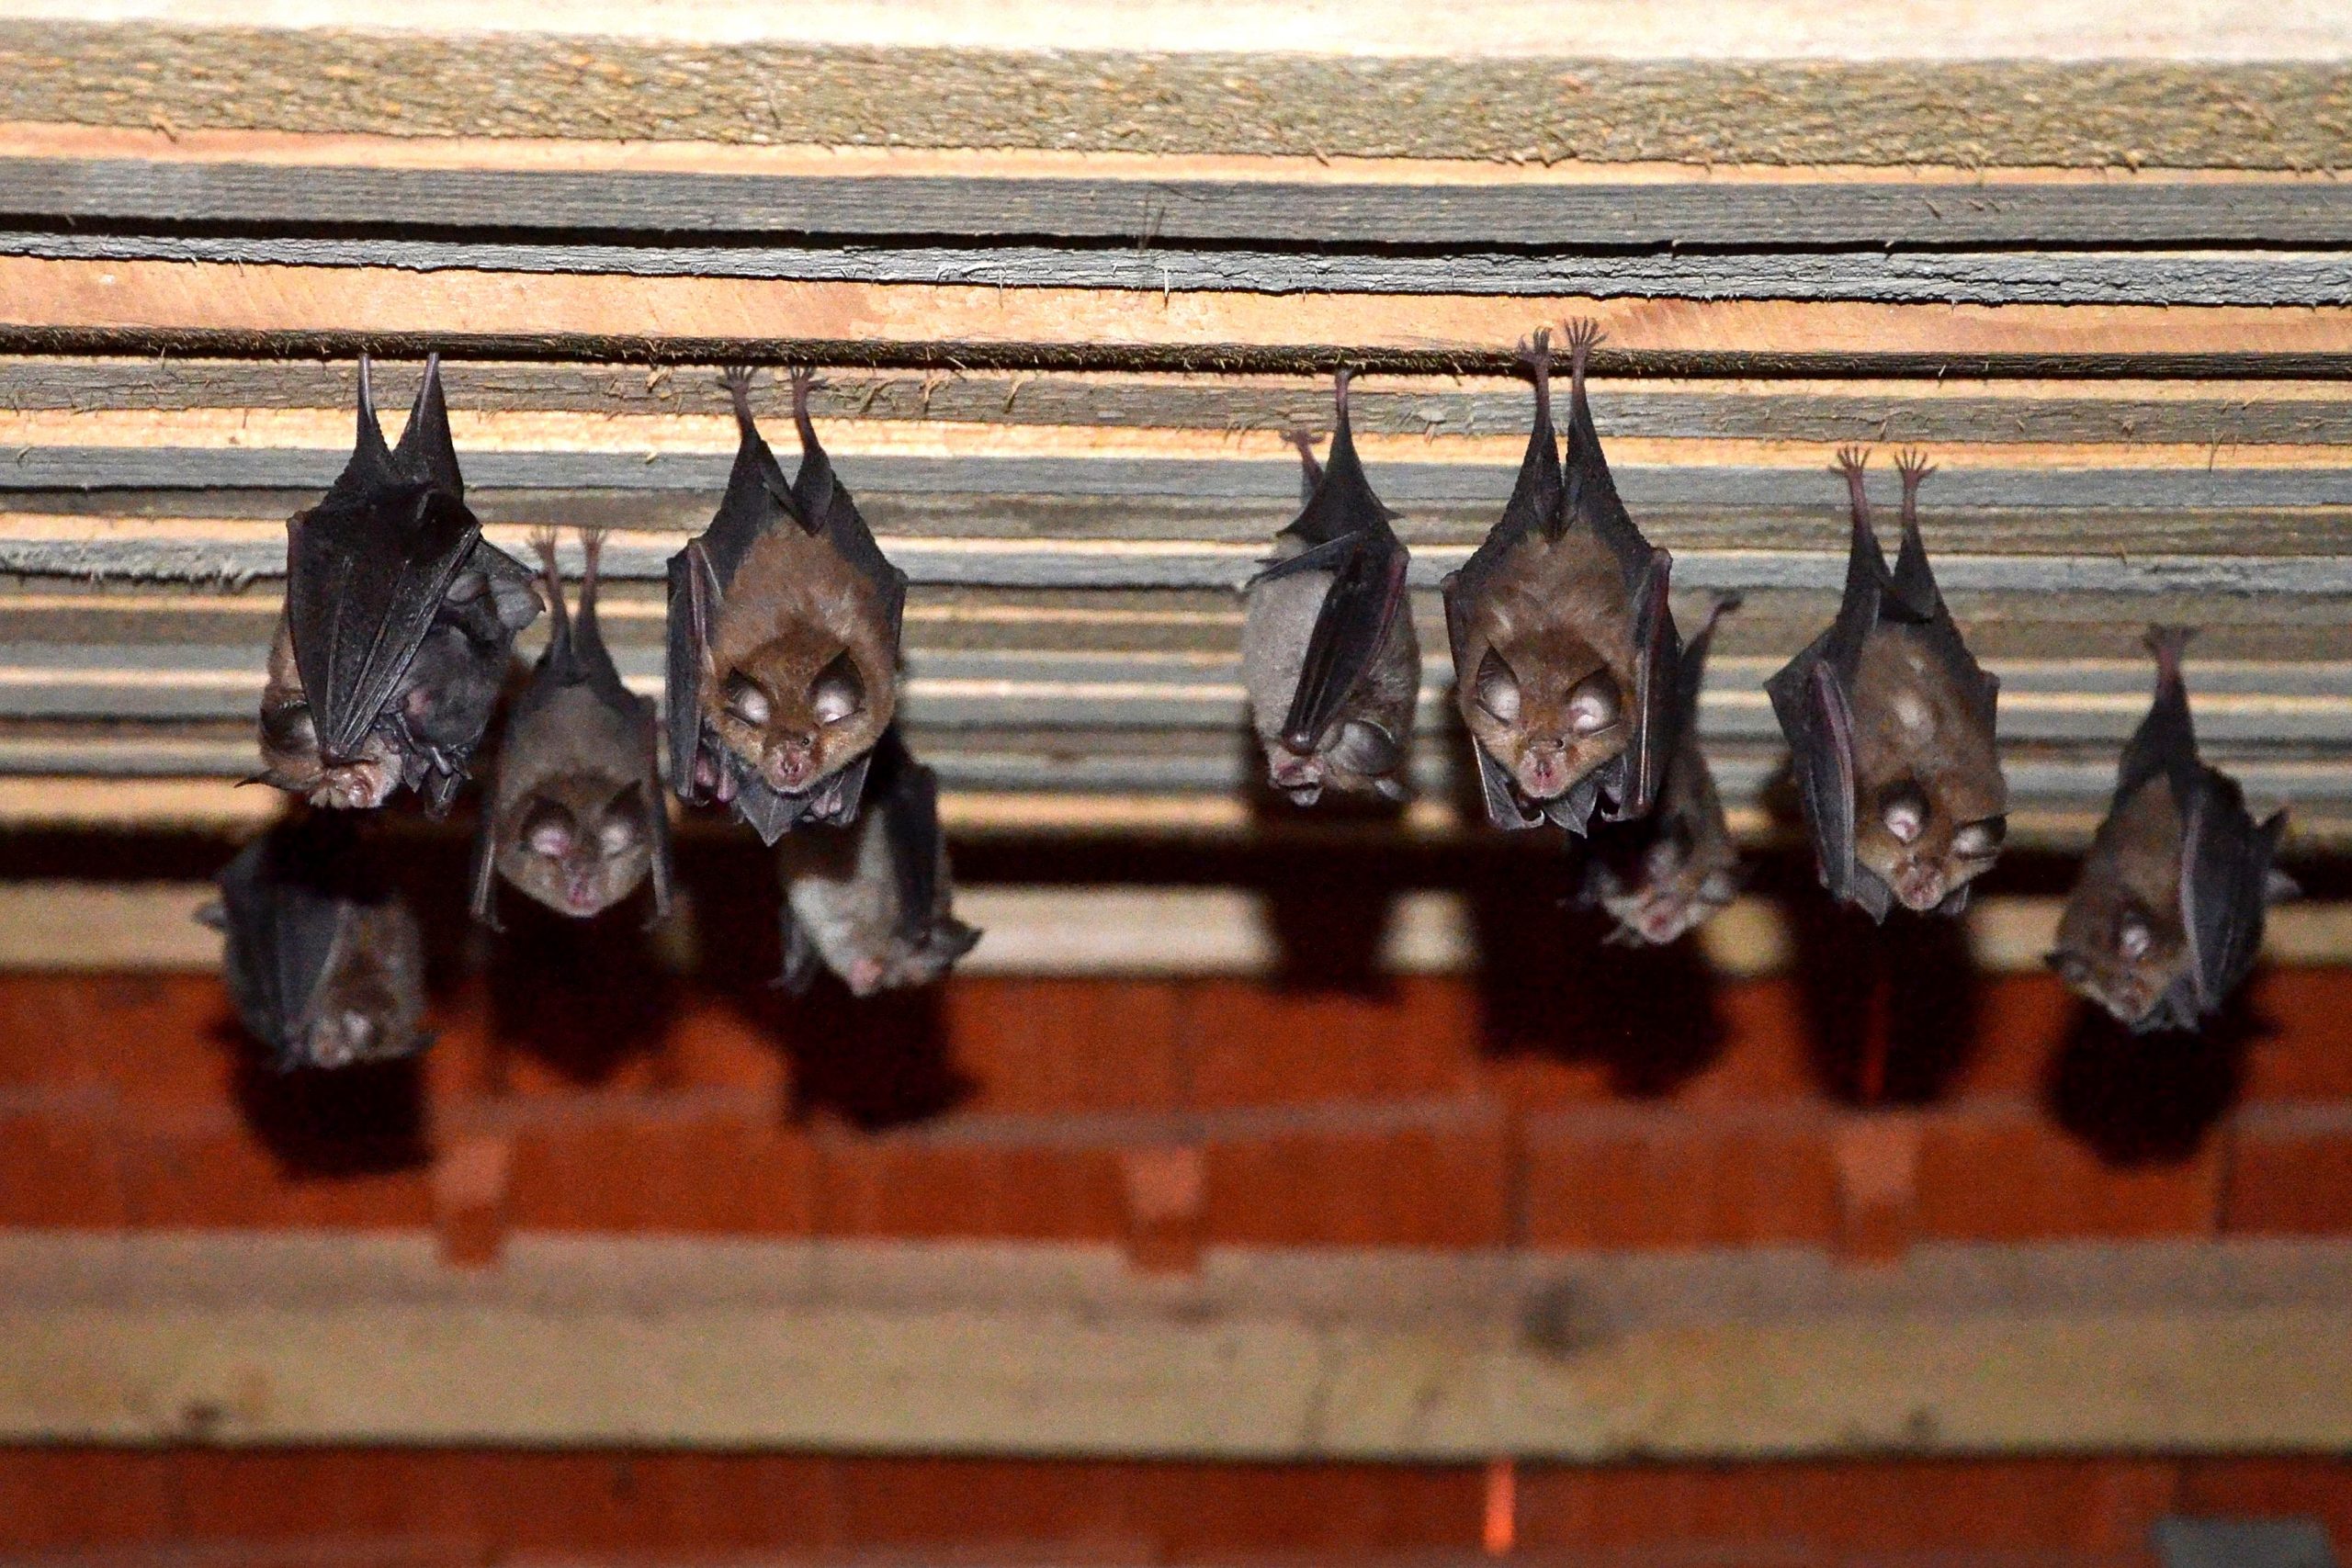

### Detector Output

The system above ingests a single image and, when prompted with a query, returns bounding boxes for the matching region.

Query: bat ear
[336,355,398,492]
[392,354,465,499]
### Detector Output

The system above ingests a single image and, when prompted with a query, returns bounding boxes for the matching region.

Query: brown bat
[470,529,673,926]
[2051,627,2295,1031]
[1443,322,1681,833]
[259,356,539,815]
[1766,448,2007,919]
[668,367,907,842]
[1239,372,1419,804]
[1586,593,1744,945]
[776,728,982,996]
[199,814,429,1072]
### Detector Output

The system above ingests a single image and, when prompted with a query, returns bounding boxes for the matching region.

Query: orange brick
[0,1447,175,1551]
[1518,1457,2178,1557]
[1913,1106,2219,1242]
[121,1127,433,1230]
[505,1111,816,1235]
[817,1133,1125,1241]
[944,978,1185,1116]
[2224,1108,2352,1235]
[1204,1104,1510,1248]
[1950,975,2076,1100]
[839,1455,1149,1556]
[1183,976,1480,1111]
[2243,970,2352,1100]
[0,1112,127,1227]
[0,973,240,1114]
[2180,1457,2352,1555]
[1523,1108,1839,1251]
[1145,1461,1483,1558]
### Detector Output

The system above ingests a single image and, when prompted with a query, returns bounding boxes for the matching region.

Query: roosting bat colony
[205,324,2296,1073]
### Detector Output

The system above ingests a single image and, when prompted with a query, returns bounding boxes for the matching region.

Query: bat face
[257,615,401,809]
[499,775,656,919]
[702,612,889,797]
[778,730,982,996]
[1460,575,1631,803]
[1846,626,2008,913]
[206,818,429,1072]
[300,902,430,1070]
[2052,777,2190,1025]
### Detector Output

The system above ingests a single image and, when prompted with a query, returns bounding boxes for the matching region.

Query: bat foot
[1832,445,1871,478]
[1515,326,1554,375]
[1893,446,1937,491]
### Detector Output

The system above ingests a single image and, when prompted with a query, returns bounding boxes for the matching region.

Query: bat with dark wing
[1442,321,1681,833]
[1766,448,2007,919]
[2051,627,2295,1031]
[775,727,982,996]
[258,356,539,815]
[470,529,673,926]
[199,814,430,1072]
[1239,371,1419,804]
[667,367,908,842]
[1586,593,1744,945]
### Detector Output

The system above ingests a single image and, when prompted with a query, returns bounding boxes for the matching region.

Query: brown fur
[2052,772,2189,1024]
[1453,535,1635,801]
[300,901,428,1069]
[493,684,657,919]
[256,614,400,810]
[701,525,896,795]
[1847,624,2009,911]
[1593,728,1742,945]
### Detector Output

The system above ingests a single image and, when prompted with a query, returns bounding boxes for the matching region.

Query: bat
[259,355,539,815]
[1765,448,2007,919]
[198,814,430,1072]
[1442,322,1681,833]
[775,727,982,996]
[1239,371,1419,804]
[2051,627,2295,1031]
[469,529,673,926]
[1586,593,1744,945]
[668,367,907,843]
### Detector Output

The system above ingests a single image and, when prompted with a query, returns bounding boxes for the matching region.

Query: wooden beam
[5,1230,2349,1458]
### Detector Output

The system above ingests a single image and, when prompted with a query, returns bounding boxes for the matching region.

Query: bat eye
[1879,784,1928,845]
[2117,914,2154,961]
[1329,719,1400,775]
[522,803,576,858]
[1952,816,2007,859]
[722,673,772,727]
[1699,871,1742,904]
[810,651,866,727]
[596,811,640,856]
[1566,673,1619,736]
[1473,649,1521,725]
[341,1011,373,1046]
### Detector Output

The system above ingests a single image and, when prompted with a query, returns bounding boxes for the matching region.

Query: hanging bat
[1765,448,2006,919]
[198,814,429,1072]
[1586,593,1744,945]
[668,367,907,843]
[1239,371,1419,804]
[776,727,981,996]
[470,529,673,926]
[2051,627,2294,1031]
[258,355,539,815]
[1442,322,1681,833]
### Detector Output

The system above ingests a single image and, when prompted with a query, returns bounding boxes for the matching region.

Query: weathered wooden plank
[14,156,2352,246]
[12,229,2352,307]
[2,10,2349,168]
[5,258,2352,375]
[7,360,2352,448]
[6,1231,2352,1457]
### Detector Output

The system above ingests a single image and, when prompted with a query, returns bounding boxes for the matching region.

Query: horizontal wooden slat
[6,1230,2350,1457]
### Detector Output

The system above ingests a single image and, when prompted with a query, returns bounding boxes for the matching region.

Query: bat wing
[1608,547,1682,821]
[664,540,720,802]
[776,902,821,996]
[287,486,478,761]
[215,829,347,1061]
[465,799,501,930]
[2179,772,2281,1019]
[1559,360,1653,582]
[1254,531,1411,754]
[791,410,910,648]
[2119,631,2202,804]
[728,748,875,845]
[874,734,947,943]
[1768,641,1877,915]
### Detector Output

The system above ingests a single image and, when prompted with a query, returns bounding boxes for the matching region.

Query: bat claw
[1832,446,1871,477]
[1893,446,1937,485]
[1515,326,1554,375]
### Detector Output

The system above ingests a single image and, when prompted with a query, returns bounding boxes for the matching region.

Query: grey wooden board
[6,1231,2352,1457]
[7,446,2352,511]
[10,229,2352,306]
[15,158,2352,247]
[12,530,2352,597]
[8,361,2352,448]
